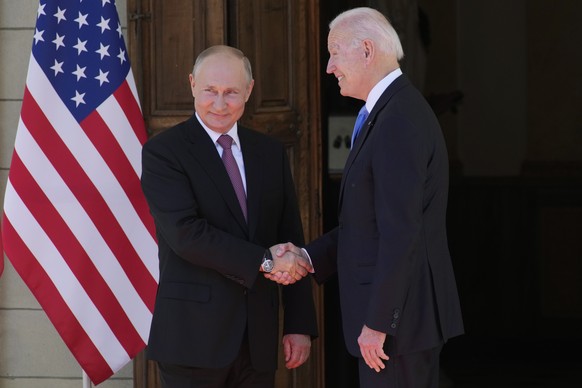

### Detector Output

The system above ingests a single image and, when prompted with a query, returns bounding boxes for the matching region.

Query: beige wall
[0,1,133,387]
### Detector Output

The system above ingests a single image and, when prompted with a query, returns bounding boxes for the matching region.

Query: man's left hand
[358,325,389,372]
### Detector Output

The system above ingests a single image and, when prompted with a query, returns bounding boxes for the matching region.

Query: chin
[208,121,230,132]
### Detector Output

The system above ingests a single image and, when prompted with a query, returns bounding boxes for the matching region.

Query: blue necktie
[351,105,369,148]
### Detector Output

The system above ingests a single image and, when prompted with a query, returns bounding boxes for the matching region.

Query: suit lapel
[338,74,411,211]
[185,117,249,233]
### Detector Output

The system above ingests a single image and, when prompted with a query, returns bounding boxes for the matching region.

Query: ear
[363,39,374,62]
[245,79,255,102]
[188,73,196,96]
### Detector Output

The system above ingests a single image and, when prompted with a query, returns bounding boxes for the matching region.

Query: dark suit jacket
[141,115,318,371]
[307,74,463,357]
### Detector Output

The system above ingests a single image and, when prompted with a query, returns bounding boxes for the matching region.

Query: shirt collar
[364,68,403,113]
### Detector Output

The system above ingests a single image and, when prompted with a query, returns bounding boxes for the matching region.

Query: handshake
[264,243,313,285]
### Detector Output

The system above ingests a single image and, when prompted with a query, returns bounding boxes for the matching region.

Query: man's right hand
[264,243,312,285]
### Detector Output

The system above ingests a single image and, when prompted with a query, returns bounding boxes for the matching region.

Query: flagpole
[82,370,92,388]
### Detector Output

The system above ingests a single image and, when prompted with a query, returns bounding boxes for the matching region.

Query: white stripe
[26,57,159,283]
[3,180,130,370]
[97,91,143,176]
[14,118,153,342]
[127,69,143,113]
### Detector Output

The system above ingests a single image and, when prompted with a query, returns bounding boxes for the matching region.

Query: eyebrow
[203,85,241,92]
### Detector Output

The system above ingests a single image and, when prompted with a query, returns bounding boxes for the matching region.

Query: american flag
[1,0,158,384]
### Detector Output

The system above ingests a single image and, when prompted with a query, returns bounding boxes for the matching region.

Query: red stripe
[81,109,156,241]
[2,218,114,385]
[9,152,145,354]
[21,88,157,310]
[114,81,148,144]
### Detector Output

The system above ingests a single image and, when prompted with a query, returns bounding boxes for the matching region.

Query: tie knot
[351,105,369,148]
[357,105,369,123]
[217,134,233,149]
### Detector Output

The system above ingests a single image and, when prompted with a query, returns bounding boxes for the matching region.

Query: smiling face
[326,27,369,101]
[190,53,254,134]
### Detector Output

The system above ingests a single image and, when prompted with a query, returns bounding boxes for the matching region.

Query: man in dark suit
[270,7,463,388]
[141,45,318,388]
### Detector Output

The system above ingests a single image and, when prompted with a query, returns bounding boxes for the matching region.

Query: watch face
[262,259,274,273]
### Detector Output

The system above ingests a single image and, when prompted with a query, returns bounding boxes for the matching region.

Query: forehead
[327,28,351,51]
[196,54,247,85]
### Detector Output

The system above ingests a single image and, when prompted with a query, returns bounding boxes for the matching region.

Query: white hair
[330,7,404,60]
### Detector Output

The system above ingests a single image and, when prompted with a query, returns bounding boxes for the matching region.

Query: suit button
[390,323,397,329]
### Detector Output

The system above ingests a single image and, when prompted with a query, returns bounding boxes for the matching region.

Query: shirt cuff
[301,248,315,273]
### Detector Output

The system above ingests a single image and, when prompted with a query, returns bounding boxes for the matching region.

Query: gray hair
[192,45,253,84]
[330,7,404,60]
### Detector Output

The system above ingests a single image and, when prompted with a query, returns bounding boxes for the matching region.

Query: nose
[214,94,226,109]
[326,57,334,74]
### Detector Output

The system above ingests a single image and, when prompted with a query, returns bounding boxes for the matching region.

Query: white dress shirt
[195,112,247,194]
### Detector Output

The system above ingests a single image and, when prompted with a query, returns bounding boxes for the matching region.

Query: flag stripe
[1,216,114,384]
[9,151,145,353]
[22,82,157,311]
[113,78,148,145]
[82,108,140,193]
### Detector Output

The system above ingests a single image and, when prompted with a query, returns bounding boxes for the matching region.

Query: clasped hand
[265,243,313,285]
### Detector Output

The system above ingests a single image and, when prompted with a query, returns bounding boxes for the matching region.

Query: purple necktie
[351,105,369,148]
[217,134,247,220]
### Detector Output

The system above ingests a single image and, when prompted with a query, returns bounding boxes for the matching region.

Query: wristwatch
[261,249,274,273]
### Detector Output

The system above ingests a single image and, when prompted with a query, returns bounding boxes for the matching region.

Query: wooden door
[126,1,324,387]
